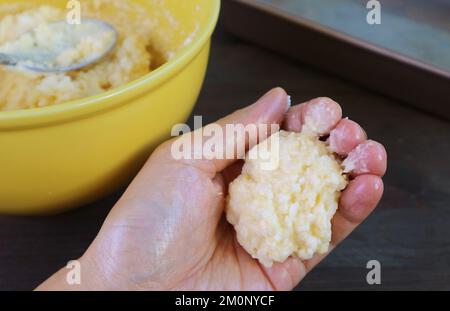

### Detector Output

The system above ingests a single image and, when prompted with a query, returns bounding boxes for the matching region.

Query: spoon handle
[0,53,17,66]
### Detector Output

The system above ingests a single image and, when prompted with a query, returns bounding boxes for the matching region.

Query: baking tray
[222,0,450,119]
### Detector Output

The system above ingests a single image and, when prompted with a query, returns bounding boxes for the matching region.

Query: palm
[181,219,283,291]
[170,167,305,291]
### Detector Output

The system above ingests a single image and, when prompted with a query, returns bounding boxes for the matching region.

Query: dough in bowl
[226,130,348,267]
[0,0,179,111]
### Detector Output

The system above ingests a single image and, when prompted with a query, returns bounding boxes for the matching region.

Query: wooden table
[1,21,449,291]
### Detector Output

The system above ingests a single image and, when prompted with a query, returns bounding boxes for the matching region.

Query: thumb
[112,87,289,209]
[167,87,290,176]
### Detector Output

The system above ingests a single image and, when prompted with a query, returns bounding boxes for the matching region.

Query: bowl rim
[0,0,221,130]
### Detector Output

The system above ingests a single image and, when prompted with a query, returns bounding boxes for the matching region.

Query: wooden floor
[0,22,449,291]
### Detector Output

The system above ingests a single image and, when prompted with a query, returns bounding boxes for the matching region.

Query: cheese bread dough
[226,130,348,267]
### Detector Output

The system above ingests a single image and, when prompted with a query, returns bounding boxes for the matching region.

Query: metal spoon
[0,19,117,73]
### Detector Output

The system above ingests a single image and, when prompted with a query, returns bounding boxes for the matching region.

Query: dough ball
[226,130,348,267]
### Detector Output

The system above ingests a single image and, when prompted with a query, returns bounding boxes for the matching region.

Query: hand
[38,88,387,291]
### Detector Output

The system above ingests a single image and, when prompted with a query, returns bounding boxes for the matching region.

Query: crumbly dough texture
[0,0,156,110]
[226,130,348,267]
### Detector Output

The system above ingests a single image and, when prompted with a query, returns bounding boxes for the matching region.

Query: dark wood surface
[1,21,449,291]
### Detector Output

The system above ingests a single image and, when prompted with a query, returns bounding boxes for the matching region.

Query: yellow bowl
[0,0,221,214]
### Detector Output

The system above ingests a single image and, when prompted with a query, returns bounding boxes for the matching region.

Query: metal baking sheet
[222,0,450,119]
